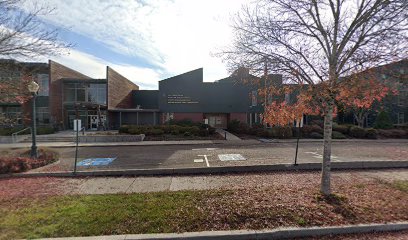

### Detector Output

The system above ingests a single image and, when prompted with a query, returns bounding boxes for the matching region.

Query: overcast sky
[25,0,248,89]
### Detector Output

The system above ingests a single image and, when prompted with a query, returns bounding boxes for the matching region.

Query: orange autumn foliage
[262,75,396,127]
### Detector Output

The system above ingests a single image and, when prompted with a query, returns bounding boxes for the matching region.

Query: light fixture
[27,81,40,93]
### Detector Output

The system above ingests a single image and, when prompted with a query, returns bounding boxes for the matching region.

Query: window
[1,106,22,124]
[63,82,106,104]
[398,112,405,124]
[285,93,290,103]
[37,74,49,96]
[88,84,106,104]
[251,90,257,106]
[398,91,406,106]
[6,106,22,117]
[36,107,50,124]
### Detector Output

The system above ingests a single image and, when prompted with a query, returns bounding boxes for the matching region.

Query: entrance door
[205,114,227,129]
[88,115,98,130]
[88,115,106,130]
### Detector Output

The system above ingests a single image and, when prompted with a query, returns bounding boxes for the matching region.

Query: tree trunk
[321,101,334,196]
[354,111,364,128]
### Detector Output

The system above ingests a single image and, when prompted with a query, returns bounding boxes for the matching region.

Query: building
[0,59,406,130]
[0,59,138,130]
[337,59,408,127]
[0,59,279,130]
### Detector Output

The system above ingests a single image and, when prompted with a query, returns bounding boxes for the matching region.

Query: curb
[2,160,408,178]
[38,222,408,240]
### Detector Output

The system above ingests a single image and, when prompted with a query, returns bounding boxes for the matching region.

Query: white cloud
[53,49,162,89]
[22,0,247,83]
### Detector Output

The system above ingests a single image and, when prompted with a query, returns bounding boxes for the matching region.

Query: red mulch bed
[0,148,58,174]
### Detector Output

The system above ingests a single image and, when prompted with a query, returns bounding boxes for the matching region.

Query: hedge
[0,127,55,136]
[349,126,366,138]
[332,131,347,139]
[119,124,215,137]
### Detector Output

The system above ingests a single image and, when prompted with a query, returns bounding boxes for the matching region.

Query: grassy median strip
[1,178,407,239]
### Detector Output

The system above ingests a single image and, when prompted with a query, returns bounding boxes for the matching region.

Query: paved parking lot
[51,141,408,171]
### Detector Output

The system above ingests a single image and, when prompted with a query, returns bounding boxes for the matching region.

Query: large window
[37,74,49,96]
[36,107,50,124]
[63,82,106,104]
[88,84,106,104]
[0,106,22,124]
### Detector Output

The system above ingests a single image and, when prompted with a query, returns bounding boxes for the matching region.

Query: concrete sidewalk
[62,168,408,195]
[0,140,215,149]
[1,138,408,149]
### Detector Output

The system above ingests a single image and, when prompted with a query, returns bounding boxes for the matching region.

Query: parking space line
[198,154,210,167]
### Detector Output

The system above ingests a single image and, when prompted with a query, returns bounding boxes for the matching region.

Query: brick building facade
[0,59,406,130]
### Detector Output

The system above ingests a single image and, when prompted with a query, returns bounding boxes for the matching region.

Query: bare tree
[0,0,70,58]
[220,0,408,196]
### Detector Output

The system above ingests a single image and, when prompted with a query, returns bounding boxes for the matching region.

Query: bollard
[224,131,227,140]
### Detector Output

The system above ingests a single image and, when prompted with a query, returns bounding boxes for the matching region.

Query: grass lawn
[0,177,407,239]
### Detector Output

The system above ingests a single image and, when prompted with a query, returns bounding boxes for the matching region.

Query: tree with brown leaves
[220,0,408,196]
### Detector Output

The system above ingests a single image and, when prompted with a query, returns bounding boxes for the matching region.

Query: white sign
[73,119,81,131]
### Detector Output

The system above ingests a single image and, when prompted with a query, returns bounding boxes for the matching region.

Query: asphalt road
[55,141,408,171]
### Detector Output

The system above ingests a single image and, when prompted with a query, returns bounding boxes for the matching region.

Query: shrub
[256,129,272,138]
[227,120,241,132]
[228,120,250,134]
[183,131,192,136]
[118,125,131,134]
[333,124,351,135]
[374,111,393,129]
[37,127,55,135]
[145,129,164,136]
[0,127,28,136]
[198,129,209,137]
[188,126,201,136]
[128,128,141,135]
[365,128,378,139]
[332,131,347,139]
[270,126,293,139]
[378,129,407,138]
[170,129,180,135]
[208,126,216,135]
[301,124,323,137]
[310,132,323,139]
[349,126,366,138]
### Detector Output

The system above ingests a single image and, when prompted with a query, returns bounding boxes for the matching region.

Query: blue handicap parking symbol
[77,157,116,166]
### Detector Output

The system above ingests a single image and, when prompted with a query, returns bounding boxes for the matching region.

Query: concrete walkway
[0,140,214,149]
[216,129,241,140]
[64,169,408,195]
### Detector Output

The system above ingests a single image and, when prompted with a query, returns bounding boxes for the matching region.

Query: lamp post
[28,81,40,158]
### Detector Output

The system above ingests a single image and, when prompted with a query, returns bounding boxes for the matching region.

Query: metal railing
[11,127,31,143]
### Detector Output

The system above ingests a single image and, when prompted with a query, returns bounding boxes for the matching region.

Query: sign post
[294,117,303,166]
[73,119,81,174]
